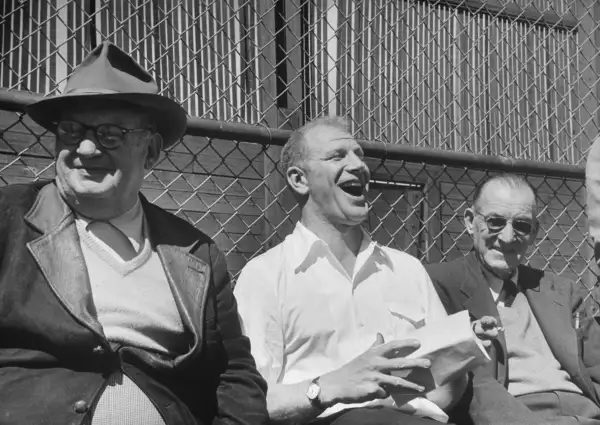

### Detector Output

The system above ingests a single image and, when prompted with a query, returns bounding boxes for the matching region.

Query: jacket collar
[140,196,211,366]
[460,251,503,320]
[25,181,72,234]
[25,183,104,338]
[459,251,597,401]
[24,182,209,365]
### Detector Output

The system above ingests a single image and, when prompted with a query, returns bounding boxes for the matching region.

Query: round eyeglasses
[56,120,151,150]
[475,212,535,237]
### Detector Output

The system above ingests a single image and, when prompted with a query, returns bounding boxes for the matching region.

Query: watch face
[307,383,320,400]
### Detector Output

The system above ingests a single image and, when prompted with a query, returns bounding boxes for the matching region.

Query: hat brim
[25,92,187,149]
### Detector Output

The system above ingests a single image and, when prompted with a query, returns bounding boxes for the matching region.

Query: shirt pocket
[388,301,427,332]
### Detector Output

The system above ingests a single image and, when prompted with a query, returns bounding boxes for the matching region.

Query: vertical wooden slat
[336,0,348,118]
[256,0,284,248]
[280,0,303,127]
[55,0,69,93]
[40,0,48,93]
[454,8,468,152]
[29,2,39,93]
[19,3,29,90]
[1,1,10,87]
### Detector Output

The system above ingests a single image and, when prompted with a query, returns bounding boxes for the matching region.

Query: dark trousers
[310,407,452,425]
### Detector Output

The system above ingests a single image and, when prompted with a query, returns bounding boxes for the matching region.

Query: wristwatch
[306,376,325,410]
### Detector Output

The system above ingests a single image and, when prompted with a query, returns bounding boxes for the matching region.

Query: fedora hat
[26,41,187,149]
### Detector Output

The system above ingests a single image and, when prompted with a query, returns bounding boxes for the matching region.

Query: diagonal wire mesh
[2,0,600,318]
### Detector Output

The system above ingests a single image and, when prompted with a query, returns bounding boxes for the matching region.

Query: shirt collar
[479,258,520,294]
[75,197,145,244]
[290,222,392,270]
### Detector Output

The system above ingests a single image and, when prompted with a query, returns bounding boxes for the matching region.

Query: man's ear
[464,207,476,235]
[286,165,309,196]
[145,133,162,169]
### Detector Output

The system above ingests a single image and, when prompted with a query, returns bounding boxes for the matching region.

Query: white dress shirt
[234,222,449,421]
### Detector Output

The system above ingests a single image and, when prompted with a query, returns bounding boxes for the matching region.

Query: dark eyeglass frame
[474,211,535,237]
[55,120,152,150]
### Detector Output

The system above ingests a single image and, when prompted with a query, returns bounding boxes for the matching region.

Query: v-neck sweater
[74,208,186,425]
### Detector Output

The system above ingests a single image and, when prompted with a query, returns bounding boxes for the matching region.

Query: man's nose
[75,133,102,156]
[497,221,516,243]
[347,152,368,173]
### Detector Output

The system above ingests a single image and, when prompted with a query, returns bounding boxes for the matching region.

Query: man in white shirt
[234,117,496,425]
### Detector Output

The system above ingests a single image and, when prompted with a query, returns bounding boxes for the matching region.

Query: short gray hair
[279,116,349,175]
[473,173,538,212]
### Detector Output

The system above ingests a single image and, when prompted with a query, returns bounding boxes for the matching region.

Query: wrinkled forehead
[477,181,537,218]
[61,100,151,127]
[304,126,359,155]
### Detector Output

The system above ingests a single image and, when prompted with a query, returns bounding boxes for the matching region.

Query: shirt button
[92,345,105,355]
[73,400,89,413]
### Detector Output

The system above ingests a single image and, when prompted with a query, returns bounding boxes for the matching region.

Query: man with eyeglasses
[0,42,268,425]
[426,173,600,425]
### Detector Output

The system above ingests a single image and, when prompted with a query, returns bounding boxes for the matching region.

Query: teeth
[340,181,363,188]
[340,183,364,197]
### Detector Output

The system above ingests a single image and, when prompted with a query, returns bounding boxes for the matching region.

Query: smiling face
[296,126,371,228]
[54,104,160,218]
[465,180,538,278]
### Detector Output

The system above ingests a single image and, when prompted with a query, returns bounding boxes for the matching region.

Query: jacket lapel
[142,199,210,365]
[461,252,509,384]
[24,185,210,363]
[24,183,104,338]
[523,268,599,403]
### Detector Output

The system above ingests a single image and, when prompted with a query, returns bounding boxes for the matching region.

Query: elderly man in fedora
[0,42,268,425]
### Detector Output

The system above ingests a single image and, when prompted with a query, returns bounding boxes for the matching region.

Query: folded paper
[390,310,491,407]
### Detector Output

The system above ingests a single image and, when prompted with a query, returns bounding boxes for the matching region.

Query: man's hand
[317,333,431,408]
[472,316,500,347]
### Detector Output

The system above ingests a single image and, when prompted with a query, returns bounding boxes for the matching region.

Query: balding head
[280,116,350,176]
[473,174,538,214]
[280,116,370,227]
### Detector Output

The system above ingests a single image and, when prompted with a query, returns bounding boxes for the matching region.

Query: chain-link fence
[2,0,600,316]
[0,95,596,317]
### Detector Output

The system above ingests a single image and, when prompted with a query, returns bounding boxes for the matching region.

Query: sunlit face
[465,181,538,278]
[54,106,157,210]
[301,126,371,227]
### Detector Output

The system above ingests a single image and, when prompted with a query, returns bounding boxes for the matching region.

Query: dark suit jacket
[0,181,268,425]
[426,251,599,425]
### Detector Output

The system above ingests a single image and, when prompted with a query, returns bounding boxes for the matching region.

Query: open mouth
[339,181,365,197]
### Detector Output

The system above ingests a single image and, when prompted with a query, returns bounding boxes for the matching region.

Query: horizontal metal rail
[0,89,585,180]
[430,0,579,31]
